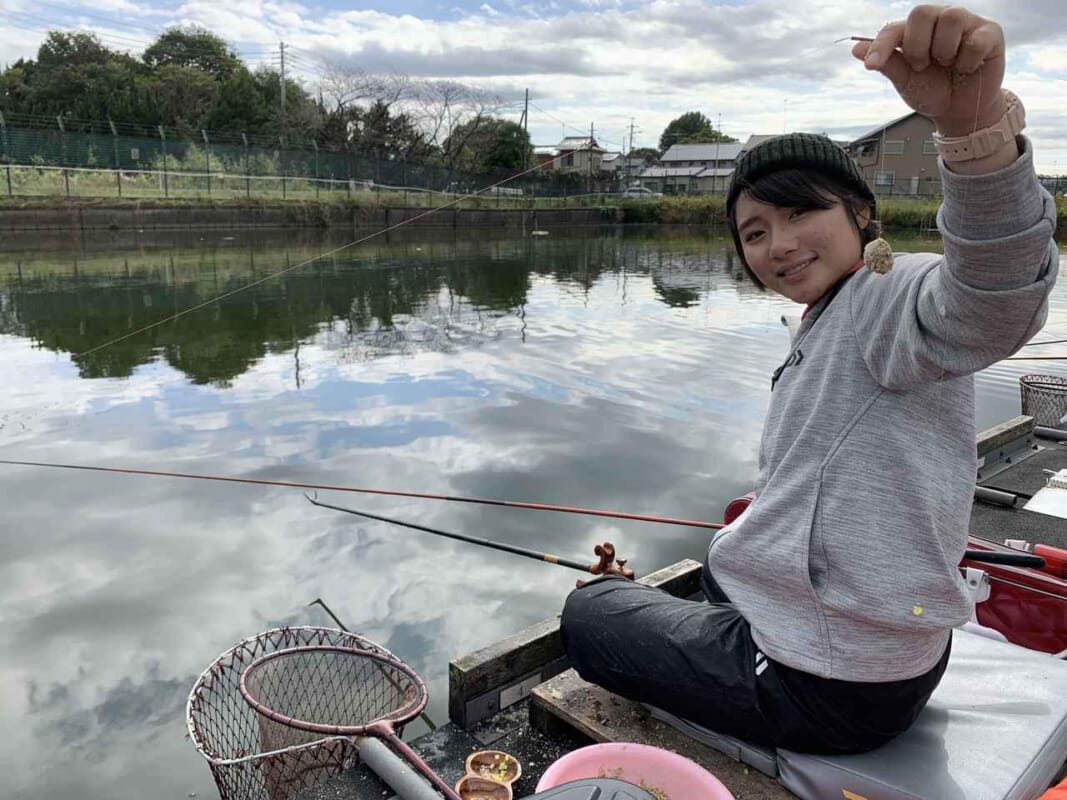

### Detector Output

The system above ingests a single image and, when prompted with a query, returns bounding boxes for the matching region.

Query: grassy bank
[620,194,1066,237]
[0,192,615,211]
[620,194,944,228]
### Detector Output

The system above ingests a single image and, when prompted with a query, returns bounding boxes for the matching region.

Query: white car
[621,187,662,197]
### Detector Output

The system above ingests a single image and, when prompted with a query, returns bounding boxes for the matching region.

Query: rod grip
[963,550,1046,569]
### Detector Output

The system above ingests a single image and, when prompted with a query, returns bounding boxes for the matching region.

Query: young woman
[561,4,1058,754]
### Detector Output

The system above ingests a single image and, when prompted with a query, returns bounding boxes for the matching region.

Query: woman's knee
[560,576,638,654]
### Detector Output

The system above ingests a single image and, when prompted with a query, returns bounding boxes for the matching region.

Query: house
[601,153,651,184]
[536,136,606,174]
[533,146,559,169]
[738,134,778,154]
[648,141,744,194]
[847,111,939,196]
[660,142,744,169]
[637,166,705,194]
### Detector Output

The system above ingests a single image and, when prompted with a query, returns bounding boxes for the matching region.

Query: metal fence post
[0,111,11,197]
[56,115,71,197]
[312,139,319,200]
[242,133,250,199]
[109,118,121,197]
[202,129,211,196]
[158,125,169,198]
[280,137,286,199]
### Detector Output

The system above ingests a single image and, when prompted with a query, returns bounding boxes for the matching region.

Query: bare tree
[312,57,507,168]
[412,79,505,169]
[319,63,411,114]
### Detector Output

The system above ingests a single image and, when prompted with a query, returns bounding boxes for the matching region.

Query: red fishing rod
[0,458,725,530]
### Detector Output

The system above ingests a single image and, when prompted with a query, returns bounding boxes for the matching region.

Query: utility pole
[589,122,595,181]
[279,41,287,139]
[627,117,635,189]
[520,88,529,169]
[714,113,722,194]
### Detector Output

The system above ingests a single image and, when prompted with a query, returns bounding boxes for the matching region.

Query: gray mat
[971,501,1067,550]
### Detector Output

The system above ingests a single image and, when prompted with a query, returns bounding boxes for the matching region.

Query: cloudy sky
[2,0,1066,172]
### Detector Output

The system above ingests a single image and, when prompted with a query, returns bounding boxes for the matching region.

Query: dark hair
[726,168,881,289]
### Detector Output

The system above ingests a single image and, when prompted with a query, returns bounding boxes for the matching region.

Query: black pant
[560,568,950,754]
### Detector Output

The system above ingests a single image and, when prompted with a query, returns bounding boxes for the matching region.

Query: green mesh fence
[0,116,610,202]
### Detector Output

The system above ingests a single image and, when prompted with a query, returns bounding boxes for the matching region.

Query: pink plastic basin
[535,742,734,799]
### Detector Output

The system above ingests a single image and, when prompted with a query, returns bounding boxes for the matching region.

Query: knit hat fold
[727,133,875,212]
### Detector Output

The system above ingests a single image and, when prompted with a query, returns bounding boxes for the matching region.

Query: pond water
[1,226,1064,799]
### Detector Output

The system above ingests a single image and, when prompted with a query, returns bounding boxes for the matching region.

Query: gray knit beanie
[726,133,875,214]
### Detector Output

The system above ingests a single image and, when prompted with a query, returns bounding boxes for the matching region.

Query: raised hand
[852,5,1006,137]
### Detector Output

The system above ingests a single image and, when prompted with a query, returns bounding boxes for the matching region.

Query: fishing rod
[307,494,1047,575]
[305,494,635,584]
[0,458,724,530]
[1023,338,1067,347]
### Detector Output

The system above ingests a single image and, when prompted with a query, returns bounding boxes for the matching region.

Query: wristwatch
[932,89,1025,162]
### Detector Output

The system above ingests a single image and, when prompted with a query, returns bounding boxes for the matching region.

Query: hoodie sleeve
[850,136,1058,391]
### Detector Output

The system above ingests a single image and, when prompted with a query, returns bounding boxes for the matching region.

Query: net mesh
[242,647,424,734]
[186,627,403,800]
[1020,375,1067,428]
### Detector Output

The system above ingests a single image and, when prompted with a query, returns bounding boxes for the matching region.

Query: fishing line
[71,152,575,361]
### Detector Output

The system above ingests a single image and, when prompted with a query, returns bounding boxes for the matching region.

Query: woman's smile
[735,194,865,305]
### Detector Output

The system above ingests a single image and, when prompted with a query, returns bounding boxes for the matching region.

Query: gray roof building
[660,142,744,163]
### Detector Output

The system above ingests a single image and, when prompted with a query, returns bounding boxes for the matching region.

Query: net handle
[239,645,428,735]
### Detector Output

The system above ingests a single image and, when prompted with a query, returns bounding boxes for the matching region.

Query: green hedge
[619,195,943,228]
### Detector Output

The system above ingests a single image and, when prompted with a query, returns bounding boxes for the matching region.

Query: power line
[527,100,625,149]
[15,1,277,53]
[4,11,274,58]
[27,0,194,37]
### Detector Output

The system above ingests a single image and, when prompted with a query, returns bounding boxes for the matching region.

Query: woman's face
[735,192,866,305]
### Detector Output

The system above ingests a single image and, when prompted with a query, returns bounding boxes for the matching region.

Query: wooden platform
[530,669,795,800]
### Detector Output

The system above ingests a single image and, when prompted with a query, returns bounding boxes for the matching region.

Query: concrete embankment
[0,202,617,232]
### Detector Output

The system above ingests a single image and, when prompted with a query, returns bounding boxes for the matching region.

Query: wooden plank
[977,415,1035,457]
[530,669,796,800]
[448,559,703,729]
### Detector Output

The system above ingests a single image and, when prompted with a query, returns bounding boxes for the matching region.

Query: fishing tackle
[864,237,895,274]
[305,494,636,586]
[0,457,724,530]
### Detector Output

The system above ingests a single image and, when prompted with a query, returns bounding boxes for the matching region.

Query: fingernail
[865,50,883,68]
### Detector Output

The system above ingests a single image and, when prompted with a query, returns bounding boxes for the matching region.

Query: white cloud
[1,0,1065,171]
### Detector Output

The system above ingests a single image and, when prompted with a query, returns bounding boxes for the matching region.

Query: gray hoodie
[708,137,1059,682]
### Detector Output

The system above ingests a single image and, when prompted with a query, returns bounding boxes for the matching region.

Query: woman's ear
[854,205,872,230]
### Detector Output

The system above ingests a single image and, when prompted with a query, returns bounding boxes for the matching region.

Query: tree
[414,79,503,169]
[630,146,660,161]
[443,117,530,174]
[208,66,271,132]
[14,32,145,124]
[36,31,110,68]
[143,27,240,82]
[658,111,737,152]
[347,100,428,160]
[250,67,321,140]
[142,65,220,136]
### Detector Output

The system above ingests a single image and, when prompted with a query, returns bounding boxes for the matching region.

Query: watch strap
[932,90,1025,163]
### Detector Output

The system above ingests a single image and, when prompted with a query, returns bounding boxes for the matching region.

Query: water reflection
[0,229,768,386]
[0,226,1062,800]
